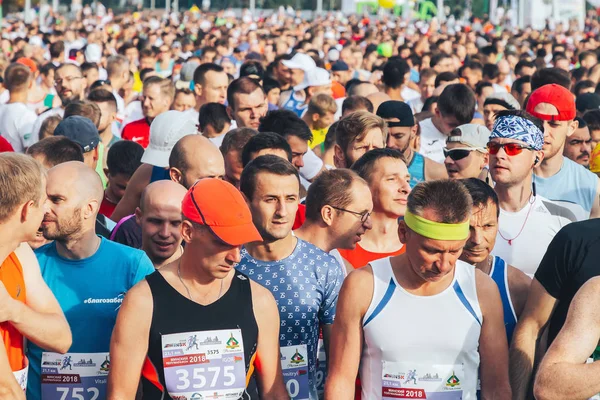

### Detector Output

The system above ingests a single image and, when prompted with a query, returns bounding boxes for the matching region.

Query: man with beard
[31,64,87,139]
[27,162,154,400]
[563,117,592,168]
[136,181,187,269]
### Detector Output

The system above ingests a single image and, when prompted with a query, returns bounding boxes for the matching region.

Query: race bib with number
[280,344,309,400]
[161,329,247,400]
[382,362,464,400]
[13,366,27,391]
[315,338,326,399]
[41,352,110,400]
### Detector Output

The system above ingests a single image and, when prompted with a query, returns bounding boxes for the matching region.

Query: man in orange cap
[528,83,600,220]
[108,178,288,400]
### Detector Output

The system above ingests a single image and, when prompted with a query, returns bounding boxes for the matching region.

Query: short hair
[305,169,365,222]
[495,109,544,133]
[198,103,230,133]
[475,81,493,96]
[106,140,144,177]
[39,115,62,139]
[240,61,265,81]
[515,60,536,76]
[511,75,531,95]
[144,76,175,100]
[419,68,437,82]
[193,63,224,86]
[106,55,129,78]
[4,63,31,92]
[139,68,155,83]
[583,109,600,132]
[430,52,452,68]
[242,132,293,167]
[336,110,387,153]
[227,77,264,110]
[422,96,439,113]
[579,51,597,64]
[63,100,101,128]
[342,95,374,115]
[139,48,155,59]
[258,109,313,142]
[482,63,500,80]
[49,41,64,58]
[80,62,99,73]
[175,88,194,97]
[531,67,571,91]
[575,116,588,129]
[39,62,56,76]
[382,58,410,89]
[323,121,339,151]
[26,136,84,166]
[407,180,472,224]
[87,88,117,111]
[307,93,337,116]
[0,153,46,222]
[435,71,459,87]
[571,67,588,83]
[480,45,498,57]
[437,84,476,124]
[351,148,404,183]
[461,61,483,73]
[262,77,280,94]
[168,137,190,173]
[573,80,596,97]
[220,127,256,156]
[461,177,499,218]
[240,155,299,201]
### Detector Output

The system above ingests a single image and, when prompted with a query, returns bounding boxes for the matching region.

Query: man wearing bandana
[488,110,576,278]
[325,180,511,400]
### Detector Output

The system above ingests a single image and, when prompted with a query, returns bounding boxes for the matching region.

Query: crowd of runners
[1,5,600,400]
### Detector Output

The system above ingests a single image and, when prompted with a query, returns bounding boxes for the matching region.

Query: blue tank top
[150,165,170,183]
[408,151,426,188]
[282,91,308,118]
[534,157,599,221]
[490,256,517,344]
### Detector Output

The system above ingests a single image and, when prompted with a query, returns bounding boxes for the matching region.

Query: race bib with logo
[315,338,326,399]
[13,366,27,391]
[161,329,246,400]
[280,345,309,400]
[41,352,110,400]
[382,362,464,399]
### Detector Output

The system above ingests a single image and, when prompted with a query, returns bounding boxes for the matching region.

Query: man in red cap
[527,83,600,220]
[108,178,288,400]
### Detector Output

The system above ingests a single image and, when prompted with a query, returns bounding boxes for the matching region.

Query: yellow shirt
[310,128,329,149]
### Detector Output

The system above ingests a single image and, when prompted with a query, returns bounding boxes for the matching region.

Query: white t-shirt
[300,148,324,181]
[31,107,64,140]
[113,90,126,135]
[494,195,576,277]
[418,117,446,164]
[401,86,421,102]
[0,103,40,152]
[207,134,226,148]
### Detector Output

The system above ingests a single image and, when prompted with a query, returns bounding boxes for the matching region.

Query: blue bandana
[489,114,544,151]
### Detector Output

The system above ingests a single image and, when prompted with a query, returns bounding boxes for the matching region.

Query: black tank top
[142,269,259,400]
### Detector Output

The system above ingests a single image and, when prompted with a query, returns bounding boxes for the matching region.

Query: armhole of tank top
[453,265,483,326]
[363,258,395,327]
[502,259,518,322]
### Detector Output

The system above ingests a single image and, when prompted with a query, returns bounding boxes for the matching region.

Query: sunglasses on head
[443,147,480,161]
[487,142,535,156]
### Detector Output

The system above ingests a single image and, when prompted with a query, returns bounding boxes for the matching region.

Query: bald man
[136,181,187,268]
[28,162,154,400]
[367,92,392,115]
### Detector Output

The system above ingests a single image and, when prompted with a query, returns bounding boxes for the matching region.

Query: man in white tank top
[325,180,511,400]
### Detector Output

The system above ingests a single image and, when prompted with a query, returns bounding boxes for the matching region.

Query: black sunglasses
[443,148,479,161]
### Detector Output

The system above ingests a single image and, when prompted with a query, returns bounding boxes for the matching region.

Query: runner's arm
[107,280,153,400]
[507,265,532,319]
[110,164,152,223]
[324,267,374,400]
[423,157,448,181]
[534,277,600,399]
[250,281,289,400]
[9,243,71,353]
[321,324,332,361]
[509,279,557,400]
[588,179,600,219]
[476,270,511,399]
[0,347,25,400]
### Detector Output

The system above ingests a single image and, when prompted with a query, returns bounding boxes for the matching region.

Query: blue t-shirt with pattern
[236,238,344,400]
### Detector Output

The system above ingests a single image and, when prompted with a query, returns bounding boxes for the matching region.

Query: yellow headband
[404,210,470,241]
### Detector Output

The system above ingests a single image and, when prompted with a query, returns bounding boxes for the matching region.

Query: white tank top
[360,257,482,399]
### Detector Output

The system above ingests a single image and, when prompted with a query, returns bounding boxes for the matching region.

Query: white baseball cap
[282,53,316,72]
[294,68,331,91]
[141,111,199,168]
[446,124,491,149]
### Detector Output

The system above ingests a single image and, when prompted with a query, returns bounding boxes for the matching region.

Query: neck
[534,153,564,178]
[359,211,402,252]
[56,229,101,260]
[99,128,113,147]
[8,91,28,104]
[152,245,183,269]
[179,251,220,285]
[0,226,22,264]
[301,115,314,130]
[294,222,335,253]
[403,147,414,165]
[245,234,296,262]
[385,86,403,101]
[495,177,533,212]
[474,254,493,275]
[431,115,446,135]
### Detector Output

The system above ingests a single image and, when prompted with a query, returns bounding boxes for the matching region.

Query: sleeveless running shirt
[489,256,517,344]
[361,257,481,399]
[0,253,27,372]
[407,152,426,188]
[144,270,260,400]
[282,91,308,118]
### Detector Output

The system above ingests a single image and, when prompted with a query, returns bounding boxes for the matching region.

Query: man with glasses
[31,64,87,139]
[338,149,410,270]
[488,110,575,277]
[444,124,491,181]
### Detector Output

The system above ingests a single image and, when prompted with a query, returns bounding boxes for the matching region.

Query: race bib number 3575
[161,329,247,400]
[41,352,110,400]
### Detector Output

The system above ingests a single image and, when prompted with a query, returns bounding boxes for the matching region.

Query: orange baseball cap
[16,57,37,74]
[181,178,262,246]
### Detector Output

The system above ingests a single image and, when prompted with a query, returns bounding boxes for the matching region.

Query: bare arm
[0,347,25,400]
[321,324,332,361]
[509,279,558,400]
[250,281,289,400]
[534,277,600,400]
[424,157,448,181]
[588,179,600,219]
[507,265,532,319]
[324,267,374,400]
[110,164,153,223]
[8,244,71,353]
[476,270,511,399]
[107,281,153,400]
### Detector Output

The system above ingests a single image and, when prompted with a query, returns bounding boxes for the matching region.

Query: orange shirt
[338,243,405,270]
[0,252,27,371]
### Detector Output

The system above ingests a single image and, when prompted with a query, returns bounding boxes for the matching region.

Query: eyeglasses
[487,142,535,156]
[443,147,481,161]
[330,206,371,224]
[54,75,83,86]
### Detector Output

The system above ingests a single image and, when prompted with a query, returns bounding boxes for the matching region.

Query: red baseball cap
[526,84,576,121]
[182,178,262,246]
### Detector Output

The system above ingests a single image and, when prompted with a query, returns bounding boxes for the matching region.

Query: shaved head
[169,135,225,189]
[367,92,392,114]
[140,180,187,212]
[49,161,103,205]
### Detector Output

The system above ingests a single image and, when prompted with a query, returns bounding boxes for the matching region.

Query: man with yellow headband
[325,180,511,400]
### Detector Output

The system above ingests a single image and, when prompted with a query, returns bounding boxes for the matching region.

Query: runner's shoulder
[343,264,374,295]
[249,277,277,308]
